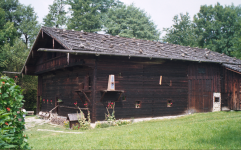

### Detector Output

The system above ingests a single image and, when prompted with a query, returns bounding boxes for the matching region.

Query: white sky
[19,0,241,37]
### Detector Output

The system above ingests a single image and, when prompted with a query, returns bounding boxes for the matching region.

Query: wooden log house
[21,27,241,122]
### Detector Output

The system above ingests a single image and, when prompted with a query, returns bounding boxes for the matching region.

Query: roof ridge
[40,26,241,65]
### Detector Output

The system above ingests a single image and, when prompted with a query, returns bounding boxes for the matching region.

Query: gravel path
[25,114,185,129]
[25,117,51,129]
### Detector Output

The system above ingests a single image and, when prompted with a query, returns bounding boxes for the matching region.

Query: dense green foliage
[0,0,38,112]
[23,89,37,112]
[163,3,241,57]
[0,76,30,149]
[18,5,40,46]
[194,3,240,56]
[67,0,122,32]
[43,0,68,28]
[25,111,241,149]
[163,13,197,47]
[67,0,101,32]
[104,4,160,40]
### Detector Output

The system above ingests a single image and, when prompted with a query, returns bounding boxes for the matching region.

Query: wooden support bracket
[75,90,91,104]
[99,90,124,102]
[100,91,107,102]
[82,91,91,103]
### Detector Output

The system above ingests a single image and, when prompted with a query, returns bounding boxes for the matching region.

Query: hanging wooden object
[107,75,115,91]
[159,76,162,85]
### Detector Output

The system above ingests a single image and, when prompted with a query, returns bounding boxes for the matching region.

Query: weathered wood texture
[222,68,241,110]
[39,64,94,119]
[36,53,235,122]
[94,56,189,121]
[188,63,221,113]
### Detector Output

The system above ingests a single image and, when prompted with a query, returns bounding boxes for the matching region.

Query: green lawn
[25,111,241,149]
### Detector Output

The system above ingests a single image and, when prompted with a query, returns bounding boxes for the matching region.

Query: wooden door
[189,79,212,112]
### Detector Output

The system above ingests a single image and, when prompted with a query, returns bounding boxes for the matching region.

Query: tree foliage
[104,4,160,40]
[163,13,197,47]
[43,0,68,28]
[18,4,40,46]
[0,76,30,149]
[0,0,39,112]
[193,3,240,55]
[67,0,122,32]
[0,0,21,27]
[163,3,241,57]
[67,0,102,32]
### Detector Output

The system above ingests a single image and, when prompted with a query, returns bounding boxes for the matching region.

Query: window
[198,68,206,74]
[122,95,126,101]
[167,100,173,107]
[214,97,220,102]
[135,101,141,108]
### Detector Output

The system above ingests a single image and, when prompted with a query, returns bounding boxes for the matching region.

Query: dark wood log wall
[38,54,97,120]
[222,68,241,110]
[188,63,221,113]
[94,56,189,121]
[36,53,235,122]
[40,66,93,115]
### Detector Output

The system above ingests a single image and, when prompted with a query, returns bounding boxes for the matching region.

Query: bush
[0,76,30,149]
[77,108,91,130]
[63,121,69,129]
[71,123,79,130]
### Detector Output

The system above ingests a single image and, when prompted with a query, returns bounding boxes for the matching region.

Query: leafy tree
[232,5,241,58]
[104,4,160,40]
[0,0,21,27]
[0,8,17,47]
[18,4,40,46]
[0,39,28,72]
[0,1,40,46]
[67,0,122,32]
[193,3,240,55]
[163,13,197,47]
[67,0,102,32]
[92,0,122,13]
[43,0,68,28]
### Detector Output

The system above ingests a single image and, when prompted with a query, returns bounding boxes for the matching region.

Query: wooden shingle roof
[223,63,241,74]
[21,26,241,74]
[41,26,241,65]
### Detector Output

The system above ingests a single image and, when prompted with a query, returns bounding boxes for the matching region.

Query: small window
[214,97,220,102]
[167,100,173,107]
[135,101,141,108]
[198,68,206,74]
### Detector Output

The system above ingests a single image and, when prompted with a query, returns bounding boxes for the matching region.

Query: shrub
[72,123,79,130]
[96,104,131,128]
[63,121,69,129]
[77,108,91,130]
[105,104,116,122]
[0,76,30,149]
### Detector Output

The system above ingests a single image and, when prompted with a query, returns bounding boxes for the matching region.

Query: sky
[19,0,241,37]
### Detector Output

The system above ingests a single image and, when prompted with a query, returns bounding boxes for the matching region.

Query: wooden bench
[26,111,34,115]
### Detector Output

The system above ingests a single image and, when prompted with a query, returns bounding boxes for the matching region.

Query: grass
[25,111,241,149]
